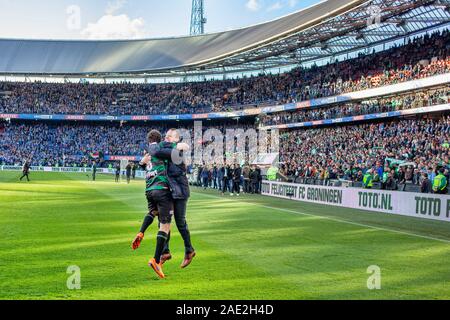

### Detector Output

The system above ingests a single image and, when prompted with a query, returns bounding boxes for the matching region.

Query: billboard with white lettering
[261,181,450,222]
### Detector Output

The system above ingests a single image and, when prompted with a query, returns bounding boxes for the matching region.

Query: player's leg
[148,190,173,278]
[153,193,172,263]
[131,193,157,250]
[174,199,196,268]
[163,199,191,254]
[160,229,172,264]
[221,178,226,194]
[234,181,240,195]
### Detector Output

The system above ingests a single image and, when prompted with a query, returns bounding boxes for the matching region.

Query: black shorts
[146,189,173,224]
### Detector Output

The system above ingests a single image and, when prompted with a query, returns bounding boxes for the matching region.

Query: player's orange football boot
[148,258,165,279]
[180,251,196,269]
[160,252,172,265]
[131,232,144,250]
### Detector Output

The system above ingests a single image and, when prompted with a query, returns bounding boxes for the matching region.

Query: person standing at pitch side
[148,129,196,268]
[19,159,31,182]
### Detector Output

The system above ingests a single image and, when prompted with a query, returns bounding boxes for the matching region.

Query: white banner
[330,73,450,102]
[261,181,450,222]
[0,166,146,178]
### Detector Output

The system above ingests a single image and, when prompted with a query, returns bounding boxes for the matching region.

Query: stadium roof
[0,0,449,78]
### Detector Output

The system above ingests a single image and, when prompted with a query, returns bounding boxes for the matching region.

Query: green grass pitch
[0,171,449,300]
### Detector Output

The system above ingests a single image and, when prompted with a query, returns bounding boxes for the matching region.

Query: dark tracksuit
[201,168,209,189]
[250,169,258,194]
[256,167,262,193]
[92,164,97,181]
[125,164,132,184]
[115,165,120,182]
[217,167,224,191]
[233,167,242,194]
[226,166,233,193]
[222,166,232,193]
[212,167,218,189]
[20,162,30,181]
[132,164,136,179]
[149,142,194,254]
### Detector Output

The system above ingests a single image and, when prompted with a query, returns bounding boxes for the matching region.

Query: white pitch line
[192,191,450,244]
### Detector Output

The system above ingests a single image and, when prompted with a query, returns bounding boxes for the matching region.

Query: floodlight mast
[190,0,207,35]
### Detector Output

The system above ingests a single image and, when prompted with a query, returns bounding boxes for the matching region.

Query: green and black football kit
[143,143,173,225]
[149,141,195,255]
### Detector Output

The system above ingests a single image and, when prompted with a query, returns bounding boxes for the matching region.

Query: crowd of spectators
[0,121,254,167]
[0,31,448,116]
[189,164,263,195]
[259,87,449,126]
[279,116,450,191]
[0,122,149,166]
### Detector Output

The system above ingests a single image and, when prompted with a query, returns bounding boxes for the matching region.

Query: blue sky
[0,0,324,40]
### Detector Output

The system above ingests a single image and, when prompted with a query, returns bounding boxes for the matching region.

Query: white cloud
[246,0,261,11]
[267,1,283,11]
[106,0,127,15]
[288,0,298,7]
[81,14,148,40]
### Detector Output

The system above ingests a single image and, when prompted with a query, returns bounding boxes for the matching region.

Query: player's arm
[139,152,151,169]
[148,142,189,160]
[148,143,172,160]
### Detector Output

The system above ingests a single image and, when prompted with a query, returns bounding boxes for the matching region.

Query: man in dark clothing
[233,164,242,196]
[355,170,364,182]
[201,167,209,189]
[92,161,97,181]
[19,160,31,182]
[217,165,224,191]
[115,163,120,182]
[212,165,218,189]
[412,168,421,185]
[385,172,397,190]
[242,164,250,193]
[250,166,258,194]
[420,173,432,193]
[221,166,228,195]
[256,166,262,194]
[226,164,234,195]
[132,162,137,179]
[125,162,132,184]
[196,166,203,187]
[397,167,406,184]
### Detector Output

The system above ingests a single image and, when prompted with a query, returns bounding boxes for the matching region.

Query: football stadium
[0,0,450,305]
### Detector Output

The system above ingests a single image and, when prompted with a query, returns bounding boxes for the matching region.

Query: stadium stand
[278,116,450,188]
[258,87,449,126]
[0,31,448,116]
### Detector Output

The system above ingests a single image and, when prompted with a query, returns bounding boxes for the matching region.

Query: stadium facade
[0,0,448,81]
